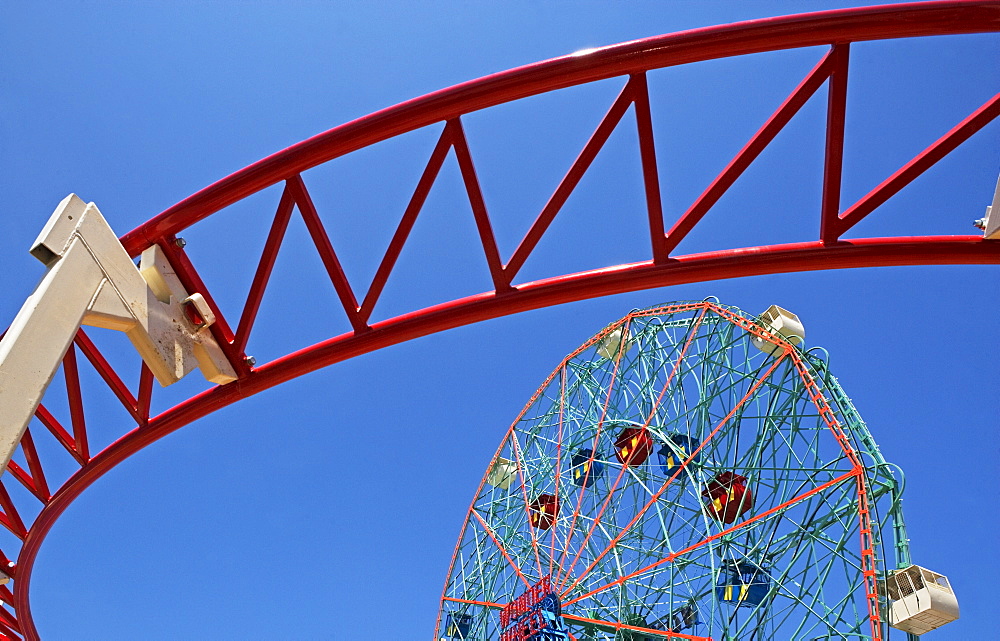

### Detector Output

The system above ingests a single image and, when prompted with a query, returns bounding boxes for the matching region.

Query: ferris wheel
[436,300,919,641]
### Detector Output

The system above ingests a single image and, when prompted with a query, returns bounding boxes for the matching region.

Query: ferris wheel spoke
[557,311,711,591]
[562,347,789,599]
[561,466,861,613]
[508,430,551,581]
[547,365,568,580]
[441,596,504,610]
[441,301,912,640]
[562,611,713,641]
[469,509,533,590]
[552,318,634,589]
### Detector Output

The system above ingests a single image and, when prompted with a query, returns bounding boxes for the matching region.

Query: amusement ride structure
[0,3,997,639]
[436,301,959,640]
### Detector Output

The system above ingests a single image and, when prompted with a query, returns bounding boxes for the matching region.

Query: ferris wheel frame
[0,3,998,639]
[436,300,905,641]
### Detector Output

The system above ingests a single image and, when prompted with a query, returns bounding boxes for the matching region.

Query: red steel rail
[2,3,999,638]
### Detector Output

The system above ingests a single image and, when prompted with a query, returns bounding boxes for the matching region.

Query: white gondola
[596,326,628,360]
[751,305,805,356]
[883,565,960,635]
[486,457,517,490]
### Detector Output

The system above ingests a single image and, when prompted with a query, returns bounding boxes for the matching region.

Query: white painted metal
[751,304,805,356]
[884,565,960,634]
[982,171,1000,240]
[486,457,517,490]
[0,195,236,473]
[596,326,628,360]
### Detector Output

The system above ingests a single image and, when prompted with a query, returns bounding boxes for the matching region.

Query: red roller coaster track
[2,3,998,639]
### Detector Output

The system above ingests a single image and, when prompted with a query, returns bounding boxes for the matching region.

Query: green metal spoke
[436,301,910,641]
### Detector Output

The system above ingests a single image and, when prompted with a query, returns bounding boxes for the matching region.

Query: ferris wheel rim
[436,301,894,640]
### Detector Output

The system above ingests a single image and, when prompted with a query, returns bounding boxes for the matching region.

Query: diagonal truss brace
[0,194,237,472]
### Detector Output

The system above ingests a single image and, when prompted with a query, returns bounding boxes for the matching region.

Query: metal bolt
[175,237,187,248]
[245,355,256,367]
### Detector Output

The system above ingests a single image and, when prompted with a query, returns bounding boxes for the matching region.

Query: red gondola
[614,426,653,466]
[702,472,753,524]
[529,494,559,530]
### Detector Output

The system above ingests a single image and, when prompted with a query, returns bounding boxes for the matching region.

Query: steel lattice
[0,4,995,639]
[437,301,906,641]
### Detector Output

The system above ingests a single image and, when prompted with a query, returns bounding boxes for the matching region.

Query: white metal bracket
[977,171,1000,240]
[0,194,237,471]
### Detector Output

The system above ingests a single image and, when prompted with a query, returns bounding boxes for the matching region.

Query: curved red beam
[7,3,1000,639]
[14,234,1000,638]
[118,0,1000,254]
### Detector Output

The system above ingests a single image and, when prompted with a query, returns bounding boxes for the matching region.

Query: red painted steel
[117,1,1000,254]
[159,237,246,375]
[1,4,997,639]
[10,239,1000,639]
[0,484,26,541]
[234,185,296,354]
[75,330,140,426]
[60,347,89,466]
[665,48,837,254]
[17,431,49,503]
[451,119,510,292]
[287,175,366,332]
[359,123,456,323]
[33,405,82,466]
[837,90,1000,236]
[820,44,851,244]
[506,79,636,280]
[136,365,154,427]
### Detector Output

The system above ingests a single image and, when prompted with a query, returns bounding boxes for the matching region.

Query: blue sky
[1,2,997,639]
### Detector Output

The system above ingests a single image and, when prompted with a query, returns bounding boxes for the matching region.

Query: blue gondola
[658,433,700,477]
[570,448,604,487]
[716,561,770,607]
[443,612,472,639]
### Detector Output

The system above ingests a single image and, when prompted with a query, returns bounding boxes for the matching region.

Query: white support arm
[983,171,1000,240]
[0,194,236,471]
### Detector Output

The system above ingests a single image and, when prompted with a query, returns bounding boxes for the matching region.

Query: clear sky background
[1,2,997,639]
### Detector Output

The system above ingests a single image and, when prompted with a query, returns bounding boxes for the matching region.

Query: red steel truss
[1,3,998,638]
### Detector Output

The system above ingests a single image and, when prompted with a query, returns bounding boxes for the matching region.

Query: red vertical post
[820,44,850,244]
[632,73,668,263]
[137,364,154,426]
[663,50,835,255]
